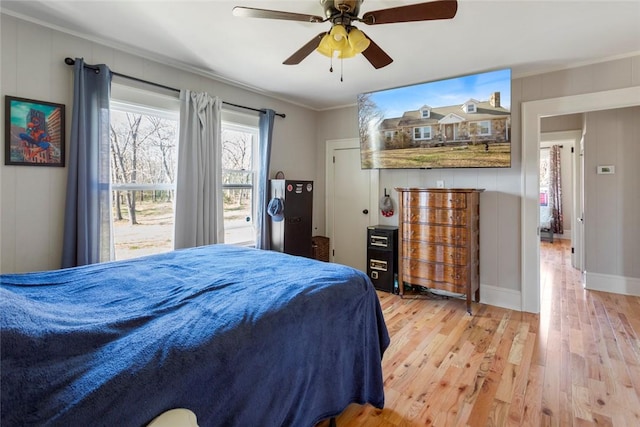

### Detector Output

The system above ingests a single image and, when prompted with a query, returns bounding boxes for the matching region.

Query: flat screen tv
[358,68,511,169]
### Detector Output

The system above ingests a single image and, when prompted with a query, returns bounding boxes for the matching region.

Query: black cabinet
[366,225,398,293]
[270,180,313,258]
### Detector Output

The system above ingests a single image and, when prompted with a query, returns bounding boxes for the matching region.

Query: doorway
[538,130,583,309]
[521,86,640,313]
[539,130,583,267]
[445,124,454,140]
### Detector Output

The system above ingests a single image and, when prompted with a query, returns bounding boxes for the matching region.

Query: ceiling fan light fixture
[338,44,357,59]
[235,0,459,70]
[347,27,370,53]
[316,33,335,57]
[328,24,348,50]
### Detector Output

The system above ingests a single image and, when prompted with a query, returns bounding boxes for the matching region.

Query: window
[413,126,432,140]
[109,84,260,254]
[465,103,477,113]
[109,84,179,261]
[384,130,395,141]
[222,121,258,246]
[476,120,491,135]
[421,108,430,118]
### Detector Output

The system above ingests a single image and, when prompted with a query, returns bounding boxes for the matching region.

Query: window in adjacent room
[221,119,258,246]
[110,83,180,260]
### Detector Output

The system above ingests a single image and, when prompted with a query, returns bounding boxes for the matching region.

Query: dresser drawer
[403,223,468,246]
[404,192,467,209]
[402,259,469,287]
[402,259,469,286]
[402,241,468,266]
[402,207,468,226]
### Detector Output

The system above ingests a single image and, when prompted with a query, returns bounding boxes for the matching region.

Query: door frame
[325,138,379,262]
[521,86,640,313]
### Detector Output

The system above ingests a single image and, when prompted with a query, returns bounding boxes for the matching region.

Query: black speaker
[367,225,398,293]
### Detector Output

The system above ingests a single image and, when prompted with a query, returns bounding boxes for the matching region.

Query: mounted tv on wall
[358,68,511,169]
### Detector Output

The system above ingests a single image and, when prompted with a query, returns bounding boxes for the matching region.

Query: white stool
[147,408,198,427]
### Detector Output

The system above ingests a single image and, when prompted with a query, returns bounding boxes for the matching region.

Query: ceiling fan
[232,0,458,70]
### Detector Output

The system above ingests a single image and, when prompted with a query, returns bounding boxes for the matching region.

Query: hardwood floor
[320,240,640,426]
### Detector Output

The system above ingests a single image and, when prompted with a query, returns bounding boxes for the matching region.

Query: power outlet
[436,180,445,188]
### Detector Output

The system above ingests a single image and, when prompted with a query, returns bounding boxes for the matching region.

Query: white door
[326,139,378,272]
[573,133,585,271]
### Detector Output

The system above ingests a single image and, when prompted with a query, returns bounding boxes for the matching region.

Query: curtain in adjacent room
[174,90,224,249]
[255,109,275,250]
[61,58,113,268]
[549,144,564,234]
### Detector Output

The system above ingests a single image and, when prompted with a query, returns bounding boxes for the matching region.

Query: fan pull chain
[329,56,333,73]
[340,57,344,82]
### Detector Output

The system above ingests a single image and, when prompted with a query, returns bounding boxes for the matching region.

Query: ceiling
[2,1,639,110]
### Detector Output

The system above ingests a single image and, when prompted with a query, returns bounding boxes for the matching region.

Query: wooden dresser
[395,188,484,314]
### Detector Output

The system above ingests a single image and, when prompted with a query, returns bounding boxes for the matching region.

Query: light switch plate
[597,165,615,174]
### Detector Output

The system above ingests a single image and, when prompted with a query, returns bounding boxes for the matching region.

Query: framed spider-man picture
[4,96,65,167]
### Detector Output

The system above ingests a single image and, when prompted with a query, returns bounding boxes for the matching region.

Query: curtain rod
[540,145,564,149]
[64,58,285,118]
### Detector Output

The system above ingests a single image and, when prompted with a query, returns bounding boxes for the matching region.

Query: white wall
[541,113,583,133]
[0,14,318,273]
[584,106,640,279]
[318,54,640,310]
[313,107,359,238]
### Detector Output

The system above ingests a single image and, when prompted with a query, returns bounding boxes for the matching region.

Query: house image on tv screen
[358,68,512,169]
[379,91,509,150]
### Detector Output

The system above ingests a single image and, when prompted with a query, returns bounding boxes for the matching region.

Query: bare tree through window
[109,104,178,260]
[222,123,257,245]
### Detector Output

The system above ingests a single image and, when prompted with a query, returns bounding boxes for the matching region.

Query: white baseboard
[478,273,640,313]
[480,284,522,311]
[585,272,640,296]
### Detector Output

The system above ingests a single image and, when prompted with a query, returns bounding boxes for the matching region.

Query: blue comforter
[1,244,389,426]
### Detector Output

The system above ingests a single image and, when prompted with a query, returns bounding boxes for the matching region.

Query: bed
[1,244,389,426]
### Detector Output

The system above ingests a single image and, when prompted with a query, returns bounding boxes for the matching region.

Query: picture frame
[5,96,65,167]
